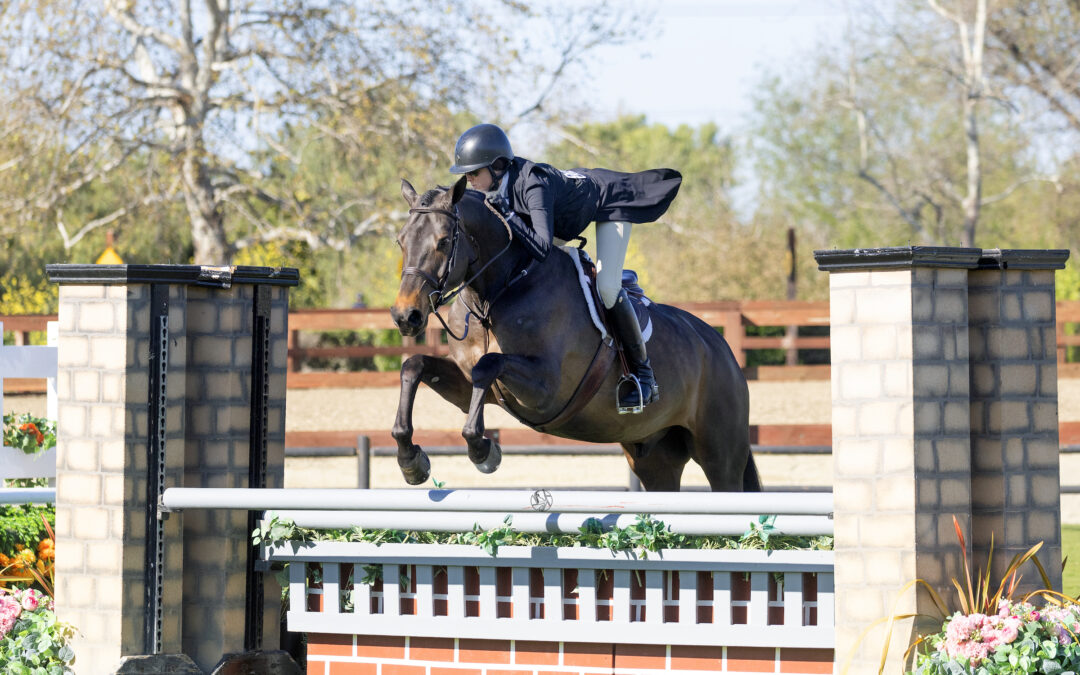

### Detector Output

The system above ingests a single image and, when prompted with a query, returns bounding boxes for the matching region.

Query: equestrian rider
[449,123,682,413]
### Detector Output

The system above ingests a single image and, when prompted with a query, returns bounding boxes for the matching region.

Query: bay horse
[390,176,759,492]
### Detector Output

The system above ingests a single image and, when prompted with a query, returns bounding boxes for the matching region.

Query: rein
[404,200,530,341]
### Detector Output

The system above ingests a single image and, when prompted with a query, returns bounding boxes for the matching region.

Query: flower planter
[0,446,56,479]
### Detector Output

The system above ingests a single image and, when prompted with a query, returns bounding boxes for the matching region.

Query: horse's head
[392,176,473,336]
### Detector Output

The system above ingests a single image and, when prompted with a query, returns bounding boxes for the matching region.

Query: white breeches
[595,220,632,309]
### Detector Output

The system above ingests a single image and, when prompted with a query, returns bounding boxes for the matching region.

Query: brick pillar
[47,265,297,674]
[968,250,1066,592]
[814,246,1068,674]
[181,284,291,667]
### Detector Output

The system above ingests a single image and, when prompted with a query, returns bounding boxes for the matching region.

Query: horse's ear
[450,175,468,204]
[401,179,419,207]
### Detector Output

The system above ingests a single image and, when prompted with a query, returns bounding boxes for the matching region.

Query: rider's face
[466,167,494,191]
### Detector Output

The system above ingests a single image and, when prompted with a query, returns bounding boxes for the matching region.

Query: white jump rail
[0,321,58,479]
[161,487,835,535]
[161,487,834,514]
[264,541,835,649]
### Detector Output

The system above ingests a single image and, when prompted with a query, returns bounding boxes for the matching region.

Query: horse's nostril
[407,309,423,327]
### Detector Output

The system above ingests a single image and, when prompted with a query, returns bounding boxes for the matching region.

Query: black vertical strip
[245,285,272,651]
[144,284,169,654]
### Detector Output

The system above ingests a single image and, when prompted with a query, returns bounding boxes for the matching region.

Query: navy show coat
[502,157,682,261]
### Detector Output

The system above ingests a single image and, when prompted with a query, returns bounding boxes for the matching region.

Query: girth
[493,335,616,432]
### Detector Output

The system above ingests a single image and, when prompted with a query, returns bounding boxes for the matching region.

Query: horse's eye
[436,237,450,251]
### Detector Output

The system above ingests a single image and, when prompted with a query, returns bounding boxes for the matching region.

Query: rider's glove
[486,193,512,216]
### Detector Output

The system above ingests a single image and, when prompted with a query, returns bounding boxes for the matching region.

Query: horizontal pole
[285,446,362,458]
[161,487,834,515]
[0,488,55,504]
[369,445,623,457]
[363,444,834,457]
[273,509,833,536]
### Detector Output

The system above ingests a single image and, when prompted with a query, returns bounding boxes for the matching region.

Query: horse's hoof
[474,440,502,474]
[399,447,431,485]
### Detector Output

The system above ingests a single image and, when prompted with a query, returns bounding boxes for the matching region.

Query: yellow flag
[95,247,124,264]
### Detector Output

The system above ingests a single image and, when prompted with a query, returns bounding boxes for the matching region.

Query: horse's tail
[743,450,762,492]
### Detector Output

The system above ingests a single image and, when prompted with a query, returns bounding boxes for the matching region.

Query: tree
[749,0,1057,251]
[0,0,645,264]
[987,1,1080,138]
[542,116,787,301]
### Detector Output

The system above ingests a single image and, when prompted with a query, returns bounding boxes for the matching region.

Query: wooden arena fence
[5,299,1080,391]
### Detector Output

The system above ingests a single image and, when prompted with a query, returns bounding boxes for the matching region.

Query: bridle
[402,201,522,340]
[401,206,467,309]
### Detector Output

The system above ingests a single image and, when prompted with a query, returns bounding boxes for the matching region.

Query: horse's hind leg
[622,428,690,491]
[692,421,756,492]
[392,355,474,485]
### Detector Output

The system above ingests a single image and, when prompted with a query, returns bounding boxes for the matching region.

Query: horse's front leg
[462,353,553,474]
[392,354,474,485]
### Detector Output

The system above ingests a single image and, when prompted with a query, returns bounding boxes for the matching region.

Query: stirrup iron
[616,374,645,415]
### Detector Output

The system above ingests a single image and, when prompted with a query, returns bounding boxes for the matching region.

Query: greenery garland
[254,512,833,557]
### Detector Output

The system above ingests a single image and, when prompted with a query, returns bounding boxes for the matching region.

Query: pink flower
[20,589,39,611]
[942,611,1024,665]
[0,595,21,638]
[944,613,994,664]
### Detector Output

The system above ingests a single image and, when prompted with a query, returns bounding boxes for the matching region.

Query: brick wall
[305,635,833,674]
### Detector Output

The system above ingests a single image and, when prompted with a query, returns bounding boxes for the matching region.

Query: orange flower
[11,549,35,570]
[37,539,54,562]
[18,422,44,445]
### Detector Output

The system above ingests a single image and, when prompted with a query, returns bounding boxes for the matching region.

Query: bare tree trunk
[931,0,987,247]
[961,0,987,247]
[961,92,982,247]
[180,131,229,264]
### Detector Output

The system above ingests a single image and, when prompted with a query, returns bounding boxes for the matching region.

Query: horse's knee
[470,353,503,384]
[400,354,425,382]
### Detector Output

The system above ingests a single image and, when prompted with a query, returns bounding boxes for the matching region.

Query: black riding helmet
[449,123,514,174]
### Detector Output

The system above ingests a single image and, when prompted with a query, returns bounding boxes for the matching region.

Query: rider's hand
[486,193,511,215]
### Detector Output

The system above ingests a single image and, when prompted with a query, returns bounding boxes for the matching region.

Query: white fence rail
[0,321,58,479]
[265,541,834,649]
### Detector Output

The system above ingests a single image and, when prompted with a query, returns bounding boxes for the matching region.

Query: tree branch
[104,1,186,53]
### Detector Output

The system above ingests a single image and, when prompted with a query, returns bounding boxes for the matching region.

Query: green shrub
[0,506,55,556]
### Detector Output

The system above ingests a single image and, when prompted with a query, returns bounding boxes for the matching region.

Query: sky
[513,0,849,156]
[591,0,847,128]
[510,0,848,213]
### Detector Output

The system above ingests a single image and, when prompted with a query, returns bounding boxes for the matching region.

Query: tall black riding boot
[610,289,658,414]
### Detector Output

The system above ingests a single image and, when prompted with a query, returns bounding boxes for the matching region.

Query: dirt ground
[282,380,835,490]
[10,378,1080,518]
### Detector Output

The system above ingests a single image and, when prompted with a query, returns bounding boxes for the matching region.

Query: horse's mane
[417,184,484,206]
[418,187,445,207]
[414,185,494,240]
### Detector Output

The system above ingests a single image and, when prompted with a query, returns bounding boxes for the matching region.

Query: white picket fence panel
[0,321,58,479]
[265,542,834,649]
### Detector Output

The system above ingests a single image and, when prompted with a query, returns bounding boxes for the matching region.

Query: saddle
[563,247,653,345]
